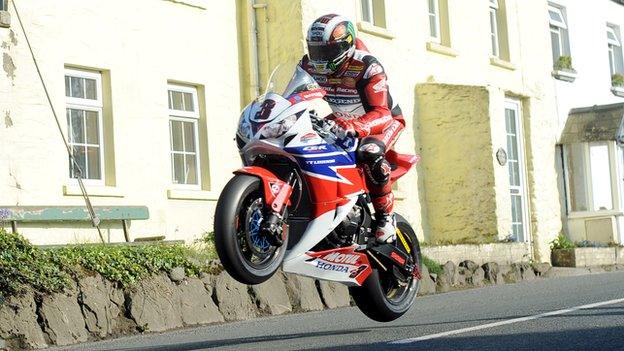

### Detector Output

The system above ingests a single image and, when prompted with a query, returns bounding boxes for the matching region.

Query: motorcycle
[214,64,422,322]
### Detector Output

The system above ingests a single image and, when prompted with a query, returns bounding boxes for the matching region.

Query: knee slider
[371,157,391,184]
[357,137,386,163]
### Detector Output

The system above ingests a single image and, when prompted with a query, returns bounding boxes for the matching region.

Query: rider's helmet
[306,14,356,75]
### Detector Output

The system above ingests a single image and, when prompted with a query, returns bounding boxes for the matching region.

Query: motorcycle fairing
[234,166,291,208]
[294,245,372,286]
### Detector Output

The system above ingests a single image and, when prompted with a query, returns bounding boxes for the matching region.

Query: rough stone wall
[416,83,497,242]
[423,242,531,266]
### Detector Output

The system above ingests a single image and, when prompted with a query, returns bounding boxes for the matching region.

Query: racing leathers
[299,40,405,241]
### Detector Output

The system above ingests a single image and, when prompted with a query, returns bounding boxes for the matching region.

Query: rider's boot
[372,192,396,243]
[375,212,396,243]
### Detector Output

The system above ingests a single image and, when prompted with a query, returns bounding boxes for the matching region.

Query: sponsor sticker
[316,261,349,273]
[347,65,365,72]
[372,78,387,93]
[312,75,327,83]
[342,77,356,87]
[302,145,328,152]
[269,182,281,196]
[329,78,342,85]
[305,159,336,165]
[300,132,319,142]
[343,70,361,78]
[390,252,406,266]
[322,252,360,265]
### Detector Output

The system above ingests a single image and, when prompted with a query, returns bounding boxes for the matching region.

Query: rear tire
[214,174,287,285]
[349,214,421,322]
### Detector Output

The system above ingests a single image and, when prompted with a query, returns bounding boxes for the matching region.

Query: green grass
[421,254,443,275]
[0,229,219,298]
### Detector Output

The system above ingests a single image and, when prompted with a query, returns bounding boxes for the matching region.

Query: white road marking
[390,297,624,344]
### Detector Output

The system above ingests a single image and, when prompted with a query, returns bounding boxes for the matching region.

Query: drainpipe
[247,0,263,98]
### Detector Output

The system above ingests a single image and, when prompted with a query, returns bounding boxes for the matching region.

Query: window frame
[167,83,201,189]
[359,0,387,29]
[563,141,620,214]
[489,1,500,57]
[548,3,572,68]
[65,68,105,186]
[428,0,441,43]
[548,5,567,30]
[607,25,623,77]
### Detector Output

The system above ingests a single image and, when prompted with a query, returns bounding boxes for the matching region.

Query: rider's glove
[332,117,357,139]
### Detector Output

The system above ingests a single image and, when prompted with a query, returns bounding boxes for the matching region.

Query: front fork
[263,173,295,247]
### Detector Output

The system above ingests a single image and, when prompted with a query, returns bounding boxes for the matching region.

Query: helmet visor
[308,41,351,62]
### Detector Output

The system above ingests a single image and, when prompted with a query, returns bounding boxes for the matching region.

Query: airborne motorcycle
[214,65,422,322]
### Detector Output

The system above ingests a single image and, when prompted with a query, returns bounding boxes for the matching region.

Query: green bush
[554,55,574,71]
[612,73,624,87]
[0,230,73,296]
[549,234,575,250]
[421,254,443,275]
[0,229,218,297]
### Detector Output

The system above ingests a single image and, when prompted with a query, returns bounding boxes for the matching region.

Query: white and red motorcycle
[214,64,422,321]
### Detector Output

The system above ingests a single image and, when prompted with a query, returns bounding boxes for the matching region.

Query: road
[51,271,624,351]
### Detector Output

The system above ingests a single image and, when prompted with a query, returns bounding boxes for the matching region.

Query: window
[65,69,104,183]
[607,25,624,77]
[564,142,616,212]
[168,84,200,187]
[0,0,7,11]
[548,4,571,66]
[360,0,386,28]
[489,0,500,57]
[428,0,441,42]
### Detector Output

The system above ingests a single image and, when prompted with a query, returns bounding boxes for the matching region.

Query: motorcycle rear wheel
[214,174,288,285]
[349,213,421,322]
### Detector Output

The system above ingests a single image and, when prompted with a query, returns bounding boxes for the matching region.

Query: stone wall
[423,242,531,266]
[552,247,624,267]
[0,270,351,350]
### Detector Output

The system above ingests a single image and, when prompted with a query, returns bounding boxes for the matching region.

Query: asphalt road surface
[51,271,624,351]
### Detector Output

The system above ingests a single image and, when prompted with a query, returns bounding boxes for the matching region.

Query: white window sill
[356,21,395,40]
[167,189,219,201]
[552,69,577,82]
[426,42,458,57]
[0,11,10,28]
[63,184,124,198]
[611,86,624,97]
[489,57,516,71]
[567,210,623,219]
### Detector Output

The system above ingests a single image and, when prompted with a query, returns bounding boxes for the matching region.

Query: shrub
[554,55,574,71]
[421,254,443,275]
[0,230,72,296]
[0,228,219,297]
[549,234,575,250]
[612,73,624,87]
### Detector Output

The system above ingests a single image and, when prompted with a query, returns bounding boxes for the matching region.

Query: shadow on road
[306,325,624,351]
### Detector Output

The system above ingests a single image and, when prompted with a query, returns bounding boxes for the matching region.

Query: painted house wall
[552,0,624,132]
[0,0,242,244]
[292,0,561,261]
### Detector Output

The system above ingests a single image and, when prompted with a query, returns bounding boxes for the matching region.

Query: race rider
[298,14,404,243]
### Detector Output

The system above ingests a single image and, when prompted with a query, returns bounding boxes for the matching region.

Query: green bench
[0,206,149,242]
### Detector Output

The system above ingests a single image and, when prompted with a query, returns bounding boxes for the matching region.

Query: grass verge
[0,229,218,298]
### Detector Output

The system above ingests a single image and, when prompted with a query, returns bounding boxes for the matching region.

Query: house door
[505,100,529,242]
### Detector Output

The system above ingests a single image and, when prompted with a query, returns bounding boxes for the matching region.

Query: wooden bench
[0,206,149,242]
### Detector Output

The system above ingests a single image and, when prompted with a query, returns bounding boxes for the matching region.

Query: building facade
[0,0,574,262]
[237,0,563,261]
[551,0,624,245]
[0,0,242,244]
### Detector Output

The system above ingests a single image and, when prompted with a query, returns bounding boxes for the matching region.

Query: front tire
[214,175,288,285]
[349,214,421,322]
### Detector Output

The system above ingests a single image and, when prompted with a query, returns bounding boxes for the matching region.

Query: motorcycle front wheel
[214,174,288,285]
[349,213,421,322]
